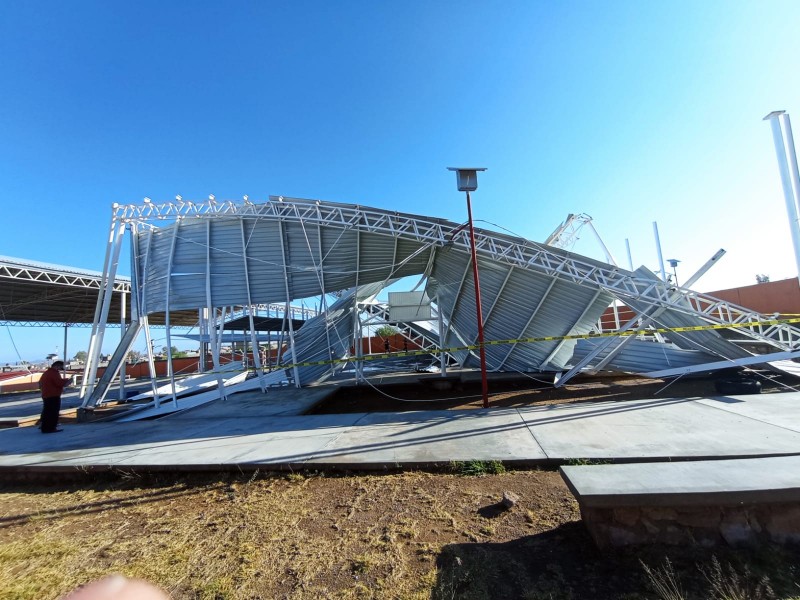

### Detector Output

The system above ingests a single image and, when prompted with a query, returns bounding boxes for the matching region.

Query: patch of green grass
[450,460,506,476]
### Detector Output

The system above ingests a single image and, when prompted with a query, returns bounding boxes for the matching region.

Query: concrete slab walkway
[1,389,799,474]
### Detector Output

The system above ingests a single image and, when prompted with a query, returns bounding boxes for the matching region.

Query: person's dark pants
[40,396,62,433]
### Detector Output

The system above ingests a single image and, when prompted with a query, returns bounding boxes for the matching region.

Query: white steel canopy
[79,196,800,411]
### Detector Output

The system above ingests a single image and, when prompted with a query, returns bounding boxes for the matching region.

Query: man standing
[39,360,71,433]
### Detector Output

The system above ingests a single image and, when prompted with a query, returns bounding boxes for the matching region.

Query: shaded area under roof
[222,315,306,332]
[0,255,197,327]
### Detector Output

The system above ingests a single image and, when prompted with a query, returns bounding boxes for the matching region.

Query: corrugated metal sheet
[126,198,766,385]
[137,217,431,314]
[281,283,386,385]
[571,338,718,374]
[623,268,753,361]
[428,248,614,372]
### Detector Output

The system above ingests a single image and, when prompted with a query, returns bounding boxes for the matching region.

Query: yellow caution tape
[270,316,800,370]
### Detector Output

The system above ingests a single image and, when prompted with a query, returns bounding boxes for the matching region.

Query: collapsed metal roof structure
[79,196,800,412]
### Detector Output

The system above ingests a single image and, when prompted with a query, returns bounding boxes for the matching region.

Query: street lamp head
[667,258,680,268]
[447,167,487,192]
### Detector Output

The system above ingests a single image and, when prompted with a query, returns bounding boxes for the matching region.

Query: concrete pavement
[1,387,799,475]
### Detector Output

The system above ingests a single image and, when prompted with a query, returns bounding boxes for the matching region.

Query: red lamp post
[447,167,489,408]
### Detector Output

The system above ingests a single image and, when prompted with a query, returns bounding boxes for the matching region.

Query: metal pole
[781,113,800,219]
[119,292,126,400]
[437,296,446,377]
[652,222,667,282]
[466,190,489,408]
[624,238,634,271]
[765,111,800,284]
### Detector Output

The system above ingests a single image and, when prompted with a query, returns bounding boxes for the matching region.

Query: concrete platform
[561,455,800,508]
[1,389,799,474]
[560,455,800,547]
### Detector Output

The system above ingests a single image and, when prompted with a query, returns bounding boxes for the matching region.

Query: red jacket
[40,367,68,398]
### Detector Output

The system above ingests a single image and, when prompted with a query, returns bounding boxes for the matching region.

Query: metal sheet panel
[388,291,432,322]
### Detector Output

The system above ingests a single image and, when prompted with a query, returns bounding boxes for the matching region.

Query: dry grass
[2,470,799,600]
[0,470,578,600]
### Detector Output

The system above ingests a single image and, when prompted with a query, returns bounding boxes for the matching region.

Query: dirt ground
[2,468,799,600]
[310,373,792,414]
[2,374,800,599]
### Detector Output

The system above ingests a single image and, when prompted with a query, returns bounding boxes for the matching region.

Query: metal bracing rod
[355,297,364,379]
[353,228,362,382]
[80,215,120,401]
[586,221,617,266]
[197,308,205,373]
[164,220,180,406]
[278,219,302,387]
[475,267,513,335]
[206,220,226,402]
[138,228,155,317]
[538,289,604,369]
[141,316,160,407]
[579,248,729,377]
[557,250,730,387]
[437,295,447,376]
[129,223,142,323]
[119,292,127,401]
[681,249,726,290]
[240,220,266,392]
[496,278,557,370]
[317,227,335,375]
[300,218,335,375]
[82,218,126,402]
[442,255,474,365]
[82,319,144,409]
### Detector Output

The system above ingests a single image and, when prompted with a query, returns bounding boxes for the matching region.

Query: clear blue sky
[2,1,800,363]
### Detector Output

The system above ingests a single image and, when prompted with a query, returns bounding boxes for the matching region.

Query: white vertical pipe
[352,295,361,384]
[205,220,225,401]
[82,219,125,401]
[624,238,634,271]
[780,113,800,214]
[119,291,126,401]
[277,220,301,388]
[437,297,446,377]
[765,111,800,283]
[240,220,266,392]
[652,222,667,281]
[164,220,179,406]
[141,316,159,407]
[586,221,617,266]
[198,309,206,373]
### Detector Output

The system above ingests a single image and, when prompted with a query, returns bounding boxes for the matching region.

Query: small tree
[375,325,398,338]
[73,350,88,363]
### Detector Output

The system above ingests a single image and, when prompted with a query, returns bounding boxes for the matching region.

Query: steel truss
[82,196,800,411]
[109,196,800,351]
[0,258,130,292]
